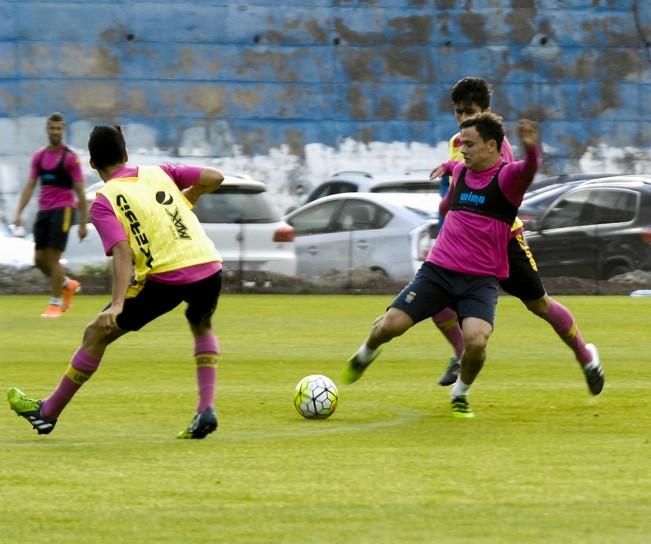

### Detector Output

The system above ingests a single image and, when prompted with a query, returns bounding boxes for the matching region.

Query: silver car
[63,172,297,277]
[284,192,438,281]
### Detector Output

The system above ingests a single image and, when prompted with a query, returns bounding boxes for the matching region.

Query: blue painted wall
[0,0,650,215]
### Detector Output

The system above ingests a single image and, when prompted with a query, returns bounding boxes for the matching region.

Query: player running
[8,125,225,439]
[432,77,603,396]
[344,114,551,417]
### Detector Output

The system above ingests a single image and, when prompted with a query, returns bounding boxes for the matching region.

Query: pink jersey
[90,164,222,285]
[428,147,541,279]
[30,146,84,211]
[440,136,515,217]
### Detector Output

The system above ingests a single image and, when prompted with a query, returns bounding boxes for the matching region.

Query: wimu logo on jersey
[458,191,486,206]
[459,191,486,206]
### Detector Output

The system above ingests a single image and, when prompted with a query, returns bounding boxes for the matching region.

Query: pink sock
[432,307,464,358]
[195,334,220,412]
[197,366,217,412]
[42,349,101,419]
[545,300,592,366]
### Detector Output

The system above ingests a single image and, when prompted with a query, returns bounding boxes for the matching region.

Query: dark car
[529,173,619,192]
[519,173,621,229]
[519,181,589,229]
[524,176,651,279]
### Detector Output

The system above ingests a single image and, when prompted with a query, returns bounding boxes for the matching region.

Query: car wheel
[369,267,388,278]
[604,263,631,280]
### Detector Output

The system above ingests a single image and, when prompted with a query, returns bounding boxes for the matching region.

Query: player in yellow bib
[433,77,603,396]
[8,126,227,438]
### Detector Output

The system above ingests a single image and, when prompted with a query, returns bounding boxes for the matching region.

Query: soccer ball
[293,374,338,419]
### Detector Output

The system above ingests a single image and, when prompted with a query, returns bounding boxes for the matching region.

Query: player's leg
[178,271,222,439]
[36,208,78,317]
[342,308,413,384]
[432,307,464,386]
[7,321,127,435]
[343,263,451,384]
[33,210,64,317]
[7,281,183,434]
[502,233,604,395]
[449,276,498,418]
[58,207,81,311]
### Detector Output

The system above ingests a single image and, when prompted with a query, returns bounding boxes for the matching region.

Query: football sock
[49,297,63,306]
[451,377,470,399]
[545,300,592,366]
[194,334,220,412]
[42,349,101,418]
[432,308,464,358]
[357,342,377,363]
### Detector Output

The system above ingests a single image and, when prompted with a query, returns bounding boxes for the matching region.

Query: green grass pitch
[1,294,650,543]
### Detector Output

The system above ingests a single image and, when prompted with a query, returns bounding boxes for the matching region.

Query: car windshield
[371,181,440,193]
[193,188,281,223]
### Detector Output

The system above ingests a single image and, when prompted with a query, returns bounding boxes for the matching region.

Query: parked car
[63,172,297,277]
[0,221,34,269]
[284,192,438,281]
[519,180,588,229]
[524,176,651,279]
[520,174,624,230]
[290,170,441,213]
[529,172,619,192]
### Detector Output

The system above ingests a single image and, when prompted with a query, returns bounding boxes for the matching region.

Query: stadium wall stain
[0,0,650,219]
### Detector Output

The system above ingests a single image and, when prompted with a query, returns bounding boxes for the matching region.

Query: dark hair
[451,77,492,110]
[47,112,65,123]
[459,112,504,151]
[88,126,127,170]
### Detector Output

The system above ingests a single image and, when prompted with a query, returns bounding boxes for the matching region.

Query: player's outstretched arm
[183,167,224,205]
[517,119,539,152]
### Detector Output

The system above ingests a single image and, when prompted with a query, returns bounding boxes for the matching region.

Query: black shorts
[33,207,74,251]
[114,271,222,332]
[499,233,546,301]
[390,262,499,327]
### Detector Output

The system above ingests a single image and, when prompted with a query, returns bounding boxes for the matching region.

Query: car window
[193,188,280,224]
[590,189,637,224]
[288,200,342,235]
[337,200,392,231]
[307,182,358,203]
[371,181,440,193]
[542,190,593,229]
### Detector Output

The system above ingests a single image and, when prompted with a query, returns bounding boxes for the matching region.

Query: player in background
[8,126,225,439]
[432,77,603,396]
[344,114,545,417]
[12,112,88,318]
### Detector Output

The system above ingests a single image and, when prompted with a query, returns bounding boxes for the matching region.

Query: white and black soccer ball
[293,374,338,419]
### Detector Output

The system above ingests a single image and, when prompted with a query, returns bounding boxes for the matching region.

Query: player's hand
[78,223,88,240]
[429,164,446,180]
[96,304,122,331]
[517,119,539,150]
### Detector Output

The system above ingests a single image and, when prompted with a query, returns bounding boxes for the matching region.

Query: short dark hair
[451,77,492,110]
[459,112,504,151]
[88,126,126,170]
[47,112,65,123]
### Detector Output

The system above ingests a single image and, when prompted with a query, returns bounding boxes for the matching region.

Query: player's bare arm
[13,178,38,226]
[74,183,89,240]
[98,241,132,330]
[183,167,224,205]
